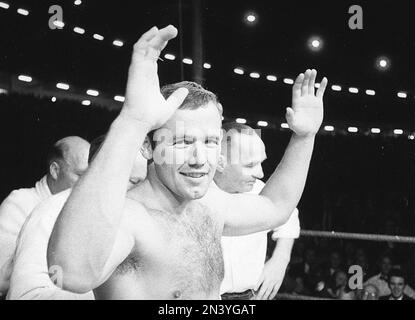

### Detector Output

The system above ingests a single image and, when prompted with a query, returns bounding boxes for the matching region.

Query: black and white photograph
[1,0,415,309]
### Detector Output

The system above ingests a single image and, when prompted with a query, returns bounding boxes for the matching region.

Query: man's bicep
[95,218,135,287]
[223,193,285,236]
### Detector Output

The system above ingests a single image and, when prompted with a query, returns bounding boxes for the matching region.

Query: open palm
[286,69,328,137]
[121,25,188,130]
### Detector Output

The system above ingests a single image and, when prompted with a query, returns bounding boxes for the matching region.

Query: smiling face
[152,102,222,200]
[389,276,405,299]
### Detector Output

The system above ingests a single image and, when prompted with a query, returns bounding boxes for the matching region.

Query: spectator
[358,283,380,300]
[365,255,415,298]
[0,136,90,297]
[379,268,414,300]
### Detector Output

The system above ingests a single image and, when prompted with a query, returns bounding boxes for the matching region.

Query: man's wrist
[113,113,152,135]
[291,132,317,141]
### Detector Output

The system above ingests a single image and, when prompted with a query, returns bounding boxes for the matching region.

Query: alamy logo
[348,5,363,30]
[48,5,63,30]
[348,265,363,290]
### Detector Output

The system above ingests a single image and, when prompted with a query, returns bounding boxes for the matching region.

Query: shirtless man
[47,25,328,299]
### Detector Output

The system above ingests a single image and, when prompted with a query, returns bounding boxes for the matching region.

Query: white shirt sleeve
[7,190,95,300]
[271,208,301,239]
[0,190,38,295]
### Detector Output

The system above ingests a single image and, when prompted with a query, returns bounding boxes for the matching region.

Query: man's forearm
[260,134,314,224]
[269,237,295,265]
[48,115,149,290]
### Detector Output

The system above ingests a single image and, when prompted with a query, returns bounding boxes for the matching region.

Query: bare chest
[115,203,224,298]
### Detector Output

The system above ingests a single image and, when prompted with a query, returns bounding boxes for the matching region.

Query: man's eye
[206,139,219,146]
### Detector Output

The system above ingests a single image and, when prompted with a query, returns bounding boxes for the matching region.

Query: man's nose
[253,165,264,180]
[188,142,207,167]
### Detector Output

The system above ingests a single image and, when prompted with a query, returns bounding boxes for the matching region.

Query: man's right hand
[121,25,189,131]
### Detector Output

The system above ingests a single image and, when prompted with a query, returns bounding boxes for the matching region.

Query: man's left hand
[254,258,289,300]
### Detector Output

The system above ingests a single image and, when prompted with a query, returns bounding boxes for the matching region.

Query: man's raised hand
[286,69,328,137]
[121,25,188,131]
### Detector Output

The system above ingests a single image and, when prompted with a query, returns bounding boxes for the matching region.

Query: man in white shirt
[0,136,90,297]
[7,135,151,300]
[215,123,300,300]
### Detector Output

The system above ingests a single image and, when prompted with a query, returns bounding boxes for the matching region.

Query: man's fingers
[292,73,304,99]
[301,69,311,96]
[286,107,295,124]
[149,25,178,53]
[166,87,189,111]
[140,26,159,41]
[256,284,267,300]
[270,287,279,300]
[308,69,317,94]
[317,77,328,98]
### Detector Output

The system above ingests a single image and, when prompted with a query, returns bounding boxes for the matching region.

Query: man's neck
[146,164,193,214]
[46,175,59,195]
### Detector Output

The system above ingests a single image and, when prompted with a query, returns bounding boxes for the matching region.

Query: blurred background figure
[0,136,90,298]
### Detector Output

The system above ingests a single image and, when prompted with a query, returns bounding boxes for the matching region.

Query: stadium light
[74,0,82,5]
[18,75,32,82]
[266,75,277,82]
[17,8,29,15]
[349,87,359,94]
[234,68,244,75]
[82,100,91,106]
[53,20,65,28]
[86,89,99,97]
[113,40,124,47]
[308,36,323,52]
[281,123,290,129]
[249,72,260,79]
[394,129,404,135]
[236,118,247,124]
[348,127,358,133]
[56,83,70,90]
[164,54,175,60]
[182,58,193,65]
[74,27,85,34]
[51,97,57,102]
[93,34,104,41]
[0,2,10,9]
[114,95,125,103]
[324,126,335,132]
[283,78,294,85]
[397,92,407,99]
[371,128,381,134]
[331,85,342,92]
[365,90,376,96]
[257,121,268,127]
[203,63,211,69]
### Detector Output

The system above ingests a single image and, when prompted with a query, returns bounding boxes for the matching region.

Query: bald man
[0,136,90,297]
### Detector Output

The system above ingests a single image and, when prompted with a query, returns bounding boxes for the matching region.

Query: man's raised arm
[47,25,188,293]
[224,70,327,235]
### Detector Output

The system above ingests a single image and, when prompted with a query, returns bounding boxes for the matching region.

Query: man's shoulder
[0,186,39,210]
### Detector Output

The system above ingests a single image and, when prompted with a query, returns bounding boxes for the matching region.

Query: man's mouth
[180,172,208,179]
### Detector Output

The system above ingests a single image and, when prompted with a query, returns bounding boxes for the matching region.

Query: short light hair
[161,81,222,115]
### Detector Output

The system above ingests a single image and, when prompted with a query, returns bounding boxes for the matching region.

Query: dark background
[1,0,415,236]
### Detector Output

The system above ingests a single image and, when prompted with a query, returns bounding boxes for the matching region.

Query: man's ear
[49,162,60,180]
[216,154,226,173]
[141,136,153,160]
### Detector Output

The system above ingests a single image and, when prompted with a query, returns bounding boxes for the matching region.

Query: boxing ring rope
[299,230,415,244]
[276,293,334,300]
[273,229,415,300]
